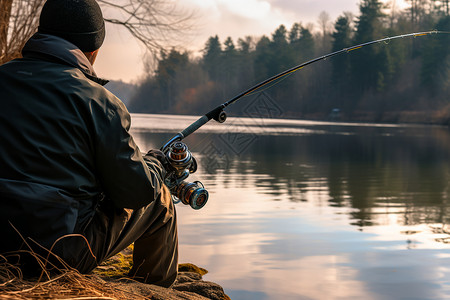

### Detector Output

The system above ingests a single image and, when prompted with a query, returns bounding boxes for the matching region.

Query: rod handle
[180,115,209,138]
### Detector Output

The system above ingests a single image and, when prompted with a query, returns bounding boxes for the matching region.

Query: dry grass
[0,229,149,300]
[0,249,152,300]
[0,256,142,299]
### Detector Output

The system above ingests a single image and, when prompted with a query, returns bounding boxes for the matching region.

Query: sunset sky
[95,0,409,83]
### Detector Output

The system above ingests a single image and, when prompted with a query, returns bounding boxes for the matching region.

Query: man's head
[38,0,105,54]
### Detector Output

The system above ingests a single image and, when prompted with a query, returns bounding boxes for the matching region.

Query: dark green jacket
[0,33,164,251]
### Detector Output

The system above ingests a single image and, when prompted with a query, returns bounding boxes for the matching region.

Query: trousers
[55,185,178,287]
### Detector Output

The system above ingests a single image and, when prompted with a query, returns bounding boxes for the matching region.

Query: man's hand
[145,149,173,174]
[146,149,166,165]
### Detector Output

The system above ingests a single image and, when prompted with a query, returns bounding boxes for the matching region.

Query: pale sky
[95,0,408,83]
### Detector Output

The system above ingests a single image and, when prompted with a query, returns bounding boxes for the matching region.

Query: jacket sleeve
[92,95,166,209]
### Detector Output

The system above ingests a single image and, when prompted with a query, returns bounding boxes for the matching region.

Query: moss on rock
[178,263,208,276]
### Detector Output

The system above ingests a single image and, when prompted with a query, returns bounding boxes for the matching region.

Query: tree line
[129,0,450,124]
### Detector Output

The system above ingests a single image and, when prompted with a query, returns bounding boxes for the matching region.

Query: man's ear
[83,49,99,65]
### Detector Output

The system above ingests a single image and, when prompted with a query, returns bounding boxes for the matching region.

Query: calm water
[130,113,450,300]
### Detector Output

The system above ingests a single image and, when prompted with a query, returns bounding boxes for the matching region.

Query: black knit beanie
[38,0,105,52]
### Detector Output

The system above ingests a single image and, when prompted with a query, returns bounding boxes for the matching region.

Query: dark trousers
[56,185,178,287]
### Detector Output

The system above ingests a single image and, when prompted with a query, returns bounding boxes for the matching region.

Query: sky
[95,0,409,83]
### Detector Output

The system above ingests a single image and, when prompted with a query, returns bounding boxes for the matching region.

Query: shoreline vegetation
[0,246,230,300]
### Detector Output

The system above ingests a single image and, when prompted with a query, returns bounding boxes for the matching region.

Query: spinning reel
[160,107,227,210]
[163,141,208,210]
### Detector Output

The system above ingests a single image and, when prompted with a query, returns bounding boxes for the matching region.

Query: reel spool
[172,180,208,210]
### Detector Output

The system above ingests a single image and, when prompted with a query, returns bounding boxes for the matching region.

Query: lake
[130,113,450,300]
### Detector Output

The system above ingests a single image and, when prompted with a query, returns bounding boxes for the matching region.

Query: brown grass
[0,229,149,300]
[0,252,149,299]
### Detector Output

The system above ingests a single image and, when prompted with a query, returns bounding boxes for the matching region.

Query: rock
[107,271,230,300]
[111,280,212,300]
[94,249,230,300]
[95,268,230,300]
[178,263,208,276]
[173,276,231,300]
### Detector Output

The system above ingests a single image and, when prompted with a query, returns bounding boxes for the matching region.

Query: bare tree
[0,1,13,62]
[317,11,331,37]
[343,11,355,27]
[0,0,196,64]
[0,0,44,64]
[405,0,432,28]
[431,0,449,15]
[317,11,332,52]
[98,0,196,65]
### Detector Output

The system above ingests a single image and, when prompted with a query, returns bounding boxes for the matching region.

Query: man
[0,0,178,287]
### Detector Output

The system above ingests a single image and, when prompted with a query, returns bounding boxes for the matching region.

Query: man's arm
[92,98,166,209]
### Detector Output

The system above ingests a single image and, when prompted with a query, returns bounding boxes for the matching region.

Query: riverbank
[95,263,230,300]
[0,247,230,300]
[95,247,230,300]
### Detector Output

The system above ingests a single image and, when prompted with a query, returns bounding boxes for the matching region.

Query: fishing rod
[159,30,448,210]
[161,30,447,150]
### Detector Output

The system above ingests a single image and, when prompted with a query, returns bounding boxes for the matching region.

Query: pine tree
[350,0,386,93]
[420,16,450,94]
[222,37,239,90]
[254,35,271,81]
[269,25,291,74]
[155,49,189,110]
[203,36,223,81]
[331,15,353,103]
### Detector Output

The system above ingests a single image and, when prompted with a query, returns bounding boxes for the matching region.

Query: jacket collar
[22,33,109,86]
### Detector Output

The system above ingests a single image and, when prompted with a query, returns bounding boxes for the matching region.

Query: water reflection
[136,122,450,229]
[130,114,450,299]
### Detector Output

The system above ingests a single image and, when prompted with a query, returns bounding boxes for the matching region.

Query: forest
[128,0,450,125]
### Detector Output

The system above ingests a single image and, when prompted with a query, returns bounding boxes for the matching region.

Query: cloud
[268,0,359,22]
[184,0,291,53]
[218,0,272,19]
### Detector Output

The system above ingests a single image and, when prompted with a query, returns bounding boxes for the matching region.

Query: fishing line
[161,30,450,150]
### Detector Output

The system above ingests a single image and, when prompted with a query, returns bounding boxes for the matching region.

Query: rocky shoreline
[102,265,230,300]
[94,248,230,300]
